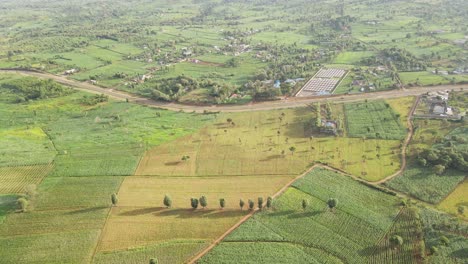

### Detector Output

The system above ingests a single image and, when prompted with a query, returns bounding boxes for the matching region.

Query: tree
[17,197,28,212]
[239,199,245,210]
[266,197,273,209]
[327,198,338,211]
[458,206,465,215]
[149,258,158,264]
[111,193,118,206]
[200,196,208,209]
[163,195,172,208]
[390,235,403,249]
[258,197,264,210]
[302,199,309,211]
[181,155,190,161]
[440,236,449,246]
[219,198,225,209]
[227,118,232,123]
[191,198,199,209]
[433,164,445,175]
[248,199,255,210]
[289,146,296,155]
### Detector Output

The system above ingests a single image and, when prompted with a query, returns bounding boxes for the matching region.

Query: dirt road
[1,69,466,113]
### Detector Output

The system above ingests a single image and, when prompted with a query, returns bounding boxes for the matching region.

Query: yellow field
[118,175,295,208]
[0,165,53,194]
[385,97,415,127]
[98,207,246,252]
[438,179,468,218]
[136,108,401,181]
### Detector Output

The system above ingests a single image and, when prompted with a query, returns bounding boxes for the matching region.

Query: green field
[200,168,403,263]
[344,100,407,140]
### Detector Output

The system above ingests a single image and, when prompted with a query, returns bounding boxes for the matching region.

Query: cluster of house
[417,91,463,120]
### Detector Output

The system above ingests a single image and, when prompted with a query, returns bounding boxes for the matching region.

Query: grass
[438,179,468,218]
[117,175,295,208]
[344,100,407,140]
[385,97,415,127]
[399,72,449,86]
[136,107,402,181]
[0,164,52,194]
[199,168,402,263]
[333,51,375,65]
[94,240,209,264]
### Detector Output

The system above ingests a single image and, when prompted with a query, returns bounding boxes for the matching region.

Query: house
[64,69,77,75]
[320,120,338,135]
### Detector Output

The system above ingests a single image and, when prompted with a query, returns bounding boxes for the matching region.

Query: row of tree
[111,194,339,212]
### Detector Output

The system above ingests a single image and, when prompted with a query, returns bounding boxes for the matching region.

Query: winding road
[1,69,466,112]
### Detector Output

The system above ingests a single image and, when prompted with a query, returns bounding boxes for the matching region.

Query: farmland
[137,107,402,181]
[199,168,403,263]
[0,0,467,263]
[344,100,407,140]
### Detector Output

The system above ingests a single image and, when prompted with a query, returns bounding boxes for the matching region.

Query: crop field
[94,240,208,264]
[438,179,468,218]
[0,164,52,194]
[199,168,402,263]
[344,100,407,140]
[137,108,402,181]
[0,230,101,264]
[98,207,246,252]
[0,127,56,167]
[34,176,124,210]
[370,208,423,264]
[385,165,465,204]
[117,175,295,208]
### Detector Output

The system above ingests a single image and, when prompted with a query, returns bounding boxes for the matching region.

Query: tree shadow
[118,207,165,216]
[165,161,181,166]
[65,206,108,215]
[450,248,468,259]
[267,210,295,217]
[259,155,283,161]
[156,208,246,219]
[287,211,321,219]
[358,244,386,256]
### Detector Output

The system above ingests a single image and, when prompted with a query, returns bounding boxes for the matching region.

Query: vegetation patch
[438,179,468,218]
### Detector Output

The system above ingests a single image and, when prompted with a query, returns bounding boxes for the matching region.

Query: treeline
[362,48,428,71]
[1,77,73,103]
[147,76,237,104]
[417,136,468,174]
